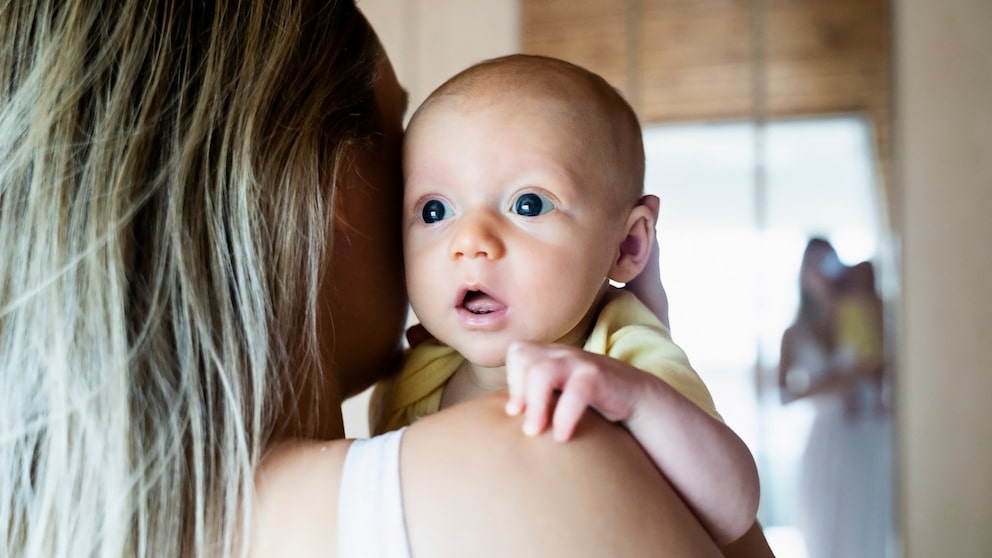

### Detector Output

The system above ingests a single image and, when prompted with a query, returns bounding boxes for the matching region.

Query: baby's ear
[609,195,659,284]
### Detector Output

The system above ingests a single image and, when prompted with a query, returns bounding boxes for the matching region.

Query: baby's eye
[511,192,555,217]
[421,198,453,224]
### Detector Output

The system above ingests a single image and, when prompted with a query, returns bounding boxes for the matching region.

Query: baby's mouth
[461,290,504,314]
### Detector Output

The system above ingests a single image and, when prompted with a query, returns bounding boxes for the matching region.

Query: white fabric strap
[337,428,411,558]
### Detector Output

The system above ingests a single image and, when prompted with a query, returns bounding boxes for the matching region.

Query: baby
[371,54,758,543]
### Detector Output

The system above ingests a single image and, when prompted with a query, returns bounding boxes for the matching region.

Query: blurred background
[347,1,992,556]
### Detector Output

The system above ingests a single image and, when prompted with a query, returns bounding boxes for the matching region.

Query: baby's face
[402,94,628,367]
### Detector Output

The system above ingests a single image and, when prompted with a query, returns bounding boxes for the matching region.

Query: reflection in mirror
[645,116,895,557]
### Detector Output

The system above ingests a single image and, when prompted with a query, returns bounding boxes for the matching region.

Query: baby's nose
[448,211,505,260]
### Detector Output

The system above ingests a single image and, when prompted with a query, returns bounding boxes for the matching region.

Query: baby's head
[403,54,656,367]
[406,54,645,212]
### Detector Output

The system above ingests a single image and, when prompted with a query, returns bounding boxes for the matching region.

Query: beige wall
[896,0,992,556]
[360,0,520,117]
[354,2,992,555]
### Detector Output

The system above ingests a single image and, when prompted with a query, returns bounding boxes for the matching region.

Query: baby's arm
[504,341,759,545]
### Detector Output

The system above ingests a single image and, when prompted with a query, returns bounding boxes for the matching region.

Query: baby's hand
[504,341,650,442]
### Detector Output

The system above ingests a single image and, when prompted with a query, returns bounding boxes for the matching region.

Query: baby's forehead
[415,80,622,149]
[439,65,614,114]
[412,91,614,177]
[423,88,595,126]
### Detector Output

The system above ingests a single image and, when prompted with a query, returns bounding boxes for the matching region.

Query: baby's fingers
[504,342,528,416]
[521,358,562,437]
[507,342,570,437]
[551,372,598,442]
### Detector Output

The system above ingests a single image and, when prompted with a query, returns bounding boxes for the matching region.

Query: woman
[778,238,892,558]
[0,2,770,556]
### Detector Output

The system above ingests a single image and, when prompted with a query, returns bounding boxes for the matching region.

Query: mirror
[532,2,899,555]
[645,116,895,557]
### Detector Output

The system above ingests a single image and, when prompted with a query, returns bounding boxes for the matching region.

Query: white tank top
[337,428,411,558]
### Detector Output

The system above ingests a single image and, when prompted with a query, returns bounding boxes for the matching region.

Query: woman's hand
[621,195,670,329]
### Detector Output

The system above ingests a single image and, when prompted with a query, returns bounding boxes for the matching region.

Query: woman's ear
[609,195,659,284]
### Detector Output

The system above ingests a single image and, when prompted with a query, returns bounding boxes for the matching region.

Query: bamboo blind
[522,0,893,212]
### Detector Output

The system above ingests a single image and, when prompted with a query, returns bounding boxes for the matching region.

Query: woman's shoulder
[403,392,722,557]
[250,437,352,557]
[251,392,722,557]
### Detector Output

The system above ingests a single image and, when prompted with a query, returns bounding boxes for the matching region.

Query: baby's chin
[451,343,509,369]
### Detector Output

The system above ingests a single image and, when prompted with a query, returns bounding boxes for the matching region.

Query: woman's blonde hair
[1,1,381,556]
